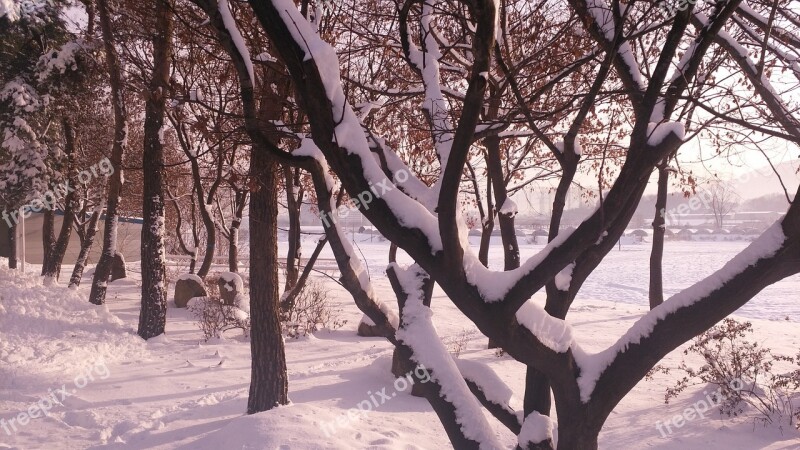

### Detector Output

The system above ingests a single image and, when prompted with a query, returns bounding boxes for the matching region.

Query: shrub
[445,329,471,358]
[651,318,800,430]
[280,280,345,338]
[188,278,250,341]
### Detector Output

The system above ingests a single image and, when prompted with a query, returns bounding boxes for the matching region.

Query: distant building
[0,211,142,265]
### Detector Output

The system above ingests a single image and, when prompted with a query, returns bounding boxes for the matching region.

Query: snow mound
[218,271,244,293]
[518,412,553,447]
[177,273,203,284]
[0,268,146,386]
[191,402,427,449]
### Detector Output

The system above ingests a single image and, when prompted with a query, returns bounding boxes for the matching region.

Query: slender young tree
[41,117,79,282]
[89,0,128,305]
[648,162,670,308]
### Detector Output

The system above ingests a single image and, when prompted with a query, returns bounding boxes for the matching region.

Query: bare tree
[190,0,800,447]
[89,0,129,305]
[707,180,741,228]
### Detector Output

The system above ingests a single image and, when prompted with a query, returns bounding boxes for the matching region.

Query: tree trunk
[283,166,301,291]
[485,132,518,349]
[42,117,78,282]
[649,164,669,309]
[228,221,240,272]
[246,51,290,413]
[552,415,599,450]
[69,203,102,288]
[7,222,17,269]
[41,209,55,276]
[467,161,492,267]
[280,236,327,312]
[523,160,577,422]
[190,157,216,278]
[478,218,493,267]
[137,0,172,340]
[89,0,127,305]
[478,173,493,267]
[247,141,289,413]
[228,190,247,272]
[485,134,519,270]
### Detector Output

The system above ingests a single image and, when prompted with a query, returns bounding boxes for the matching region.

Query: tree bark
[189,153,216,278]
[649,163,669,308]
[280,236,327,312]
[42,117,78,282]
[283,166,301,291]
[137,0,172,339]
[478,171,493,267]
[89,0,127,305]
[247,142,289,413]
[228,190,247,272]
[41,209,55,276]
[7,222,17,269]
[484,98,518,349]
[247,48,290,413]
[69,202,102,288]
[522,160,578,428]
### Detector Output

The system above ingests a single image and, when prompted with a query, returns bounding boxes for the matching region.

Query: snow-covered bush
[445,329,471,358]
[188,279,250,341]
[654,319,800,429]
[281,280,345,338]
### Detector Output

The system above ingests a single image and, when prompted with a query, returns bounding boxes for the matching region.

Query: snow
[515,298,575,353]
[177,273,203,284]
[518,412,553,447]
[292,136,400,329]
[646,121,685,145]
[455,359,519,418]
[394,263,504,449]
[0,267,146,386]
[463,225,576,302]
[272,0,445,249]
[219,271,243,293]
[36,40,85,82]
[0,0,20,21]
[253,52,276,63]
[359,313,375,326]
[157,124,167,145]
[554,262,575,291]
[218,0,255,84]
[498,197,518,217]
[584,0,644,89]
[553,140,582,155]
[354,99,385,118]
[575,220,788,402]
[1,235,799,449]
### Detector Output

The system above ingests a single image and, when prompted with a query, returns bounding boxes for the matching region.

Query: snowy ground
[1,238,799,449]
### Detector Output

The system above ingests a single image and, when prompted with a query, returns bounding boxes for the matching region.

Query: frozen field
[302,234,800,322]
[0,237,798,449]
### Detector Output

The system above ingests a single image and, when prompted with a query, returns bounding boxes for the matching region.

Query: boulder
[110,252,127,281]
[356,314,393,338]
[217,272,244,306]
[175,274,207,308]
